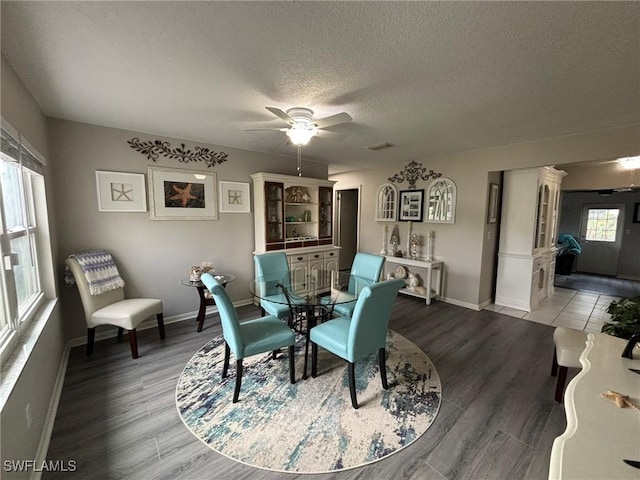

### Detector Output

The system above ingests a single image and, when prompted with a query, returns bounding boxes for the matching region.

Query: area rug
[176,329,441,474]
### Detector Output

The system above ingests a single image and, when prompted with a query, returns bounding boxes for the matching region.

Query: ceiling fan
[246,107,352,146]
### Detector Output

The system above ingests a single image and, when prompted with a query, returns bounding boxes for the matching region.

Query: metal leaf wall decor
[127,138,229,167]
[389,160,442,189]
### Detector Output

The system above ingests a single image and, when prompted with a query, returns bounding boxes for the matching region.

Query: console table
[384,256,443,305]
[549,333,640,480]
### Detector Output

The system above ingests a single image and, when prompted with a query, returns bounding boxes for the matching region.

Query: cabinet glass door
[318,186,333,242]
[264,181,284,249]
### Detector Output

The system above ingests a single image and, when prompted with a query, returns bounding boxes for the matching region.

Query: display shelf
[384,256,443,305]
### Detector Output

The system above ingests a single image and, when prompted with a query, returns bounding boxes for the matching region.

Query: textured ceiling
[1,1,638,174]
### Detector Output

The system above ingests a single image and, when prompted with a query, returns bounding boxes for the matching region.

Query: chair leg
[128,329,139,359]
[157,313,166,340]
[233,359,243,403]
[272,350,278,360]
[551,350,558,377]
[222,342,230,378]
[260,307,265,316]
[288,345,295,384]
[379,348,389,390]
[311,342,318,378]
[86,328,96,356]
[555,366,568,403]
[348,362,358,409]
[117,327,124,340]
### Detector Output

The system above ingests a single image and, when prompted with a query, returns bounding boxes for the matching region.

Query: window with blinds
[0,119,47,355]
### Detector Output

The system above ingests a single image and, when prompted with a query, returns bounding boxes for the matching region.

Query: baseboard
[68,297,256,347]
[30,343,70,480]
[617,274,640,282]
[477,298,493,310]
[441,296,482,311]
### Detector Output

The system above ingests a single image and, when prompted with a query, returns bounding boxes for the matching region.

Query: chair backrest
[200,273,244,357]
[347,278,404,362]
[254,252,291,296]
[65,256,125,326]
[348,252,385,293]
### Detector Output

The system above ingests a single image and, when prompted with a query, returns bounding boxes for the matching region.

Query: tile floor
[484,287,617,333]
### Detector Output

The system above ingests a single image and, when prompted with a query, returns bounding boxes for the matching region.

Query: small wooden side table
[181,273,236,332]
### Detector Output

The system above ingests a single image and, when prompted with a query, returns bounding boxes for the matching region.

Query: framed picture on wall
[487,183,499,224]
[147,166,218,220]
[95,170,147,212]
[398,189,424,222]
[219,181,251,213]
[633,202,640,223]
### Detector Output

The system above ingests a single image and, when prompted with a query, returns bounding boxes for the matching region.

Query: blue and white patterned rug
[176,329,441,474]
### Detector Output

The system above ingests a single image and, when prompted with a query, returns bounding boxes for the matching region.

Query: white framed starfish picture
[148,166,218,220]
[95,170,147,212]
[219,181,250,214]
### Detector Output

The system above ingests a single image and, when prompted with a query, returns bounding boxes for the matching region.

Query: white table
[384,256,443,305]
[549,333,640,480]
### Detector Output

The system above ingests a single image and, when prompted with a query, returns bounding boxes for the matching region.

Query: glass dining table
[249,269,376,378]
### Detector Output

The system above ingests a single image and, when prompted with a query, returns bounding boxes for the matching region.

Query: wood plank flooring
[43,297,569,480]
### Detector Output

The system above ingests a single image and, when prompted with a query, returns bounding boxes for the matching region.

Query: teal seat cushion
[310,317,351,360]
[240,316,295,358]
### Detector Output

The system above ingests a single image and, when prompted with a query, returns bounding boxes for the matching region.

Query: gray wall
[558,190,640,279]
[48,118,328,340]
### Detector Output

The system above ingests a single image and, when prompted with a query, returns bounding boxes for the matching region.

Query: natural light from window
[585,208,619,242]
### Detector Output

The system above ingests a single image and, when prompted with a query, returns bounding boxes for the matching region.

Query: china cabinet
[495,167,566,311]
[251,172,340,273]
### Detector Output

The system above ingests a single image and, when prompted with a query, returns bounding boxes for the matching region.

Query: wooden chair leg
[379,347,389,390]
[222,343,230,378]
[232,359,243,403]
[555,365,568,403]
[86,328,96,356]
[157,313,166,339]
[128,329,139,359]
[348,362,358,409]
[272,350,278,360]
[117,327,124,340]
[311,342,318,378]
[551,350,558,377]
[288,345,295,384]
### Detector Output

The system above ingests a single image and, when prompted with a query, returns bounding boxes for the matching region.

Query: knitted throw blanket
[70,250,125,296]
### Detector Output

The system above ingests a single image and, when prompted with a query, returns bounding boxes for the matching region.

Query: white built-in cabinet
[495,167,566,311]
[251,172,340,289]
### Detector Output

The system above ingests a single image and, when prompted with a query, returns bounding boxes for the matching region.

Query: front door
[577,203,625,276]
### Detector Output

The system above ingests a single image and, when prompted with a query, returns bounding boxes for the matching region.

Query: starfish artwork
[168,183,198,207]
[110,183,133,202]
[228,189,242,205]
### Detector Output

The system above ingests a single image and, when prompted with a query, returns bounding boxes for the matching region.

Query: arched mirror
[425,177,456,224]
[375,183,397,221]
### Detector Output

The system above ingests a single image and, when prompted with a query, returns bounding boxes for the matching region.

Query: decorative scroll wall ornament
[388,160,442,189]
[127,138,228,167]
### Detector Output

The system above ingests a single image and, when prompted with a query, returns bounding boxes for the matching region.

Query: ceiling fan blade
[316,130,346,141]
[314,112,352,129]
[243,128,289,131]
[265,107,296,125]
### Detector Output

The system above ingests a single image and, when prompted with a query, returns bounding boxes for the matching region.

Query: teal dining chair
[254,252,298,322]
[201,273,296,403]
[310,278,405,409]
[322,252,385,317]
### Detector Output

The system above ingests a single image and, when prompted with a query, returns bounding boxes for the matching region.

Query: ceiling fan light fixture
[618,155,640,170]
[286,126,318,146]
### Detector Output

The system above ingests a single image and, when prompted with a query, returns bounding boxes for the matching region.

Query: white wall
[48,118,328,340]
[330,124,639,308]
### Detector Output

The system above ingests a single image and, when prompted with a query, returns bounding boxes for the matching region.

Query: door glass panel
[585,208,619,242]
